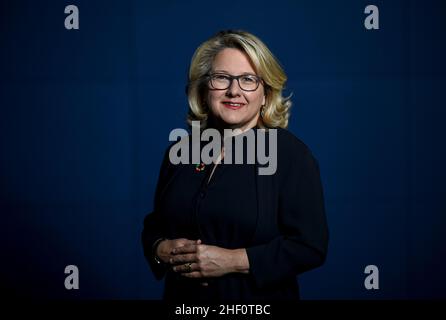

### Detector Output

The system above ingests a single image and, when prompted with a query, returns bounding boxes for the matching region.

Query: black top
[161,157,257,250]
[142,127,329,301]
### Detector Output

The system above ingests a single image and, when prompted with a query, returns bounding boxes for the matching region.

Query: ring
[186,263,192,272]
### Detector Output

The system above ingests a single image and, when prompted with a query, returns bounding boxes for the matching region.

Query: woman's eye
[241,76,256,83]
[214,75,229,81]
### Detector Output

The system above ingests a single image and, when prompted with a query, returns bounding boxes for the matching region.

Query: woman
[141,30,329,301]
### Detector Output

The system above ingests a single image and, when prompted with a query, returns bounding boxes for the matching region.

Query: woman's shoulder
[274,127,313,157]
[271,127,321,178]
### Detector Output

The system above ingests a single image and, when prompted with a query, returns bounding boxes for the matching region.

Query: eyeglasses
[207,73,262,92]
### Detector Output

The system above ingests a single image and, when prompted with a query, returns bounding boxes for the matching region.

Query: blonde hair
[186,30,292,129]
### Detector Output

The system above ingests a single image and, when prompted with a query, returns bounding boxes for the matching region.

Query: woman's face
[206,48,265,131]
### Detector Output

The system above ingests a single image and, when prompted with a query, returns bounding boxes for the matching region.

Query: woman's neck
[207,117,260,137]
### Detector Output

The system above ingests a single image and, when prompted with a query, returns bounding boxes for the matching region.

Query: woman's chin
[219,119,245,129]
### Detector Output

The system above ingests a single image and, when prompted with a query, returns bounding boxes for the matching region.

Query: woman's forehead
[212,48,257,74]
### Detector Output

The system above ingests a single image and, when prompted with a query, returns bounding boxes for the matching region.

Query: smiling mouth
[222,102,245,109]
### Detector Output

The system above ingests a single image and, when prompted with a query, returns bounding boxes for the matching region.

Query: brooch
[195,163,206,172]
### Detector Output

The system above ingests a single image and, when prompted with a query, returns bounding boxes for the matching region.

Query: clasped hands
[156,238,249,284]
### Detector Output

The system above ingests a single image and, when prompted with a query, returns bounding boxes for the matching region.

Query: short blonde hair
[186,30,292,129]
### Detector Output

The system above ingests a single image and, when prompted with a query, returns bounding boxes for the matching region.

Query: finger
[170,242,196,254]
[169,253,197,265]
[172,244,198,254]
[176,239,198,247]
[196,239,202,245]
[180,271,203,278]
[173,262,197,273]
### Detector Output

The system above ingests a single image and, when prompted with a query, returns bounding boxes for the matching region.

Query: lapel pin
[195,163,206,172]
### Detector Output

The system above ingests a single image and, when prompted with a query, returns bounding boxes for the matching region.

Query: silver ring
[186,263,192,272]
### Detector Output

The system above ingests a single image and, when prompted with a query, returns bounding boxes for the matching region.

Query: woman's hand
[155,238,197,264]
[170,239,250,278]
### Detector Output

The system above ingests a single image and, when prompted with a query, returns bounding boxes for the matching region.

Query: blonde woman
[142,30,329,301]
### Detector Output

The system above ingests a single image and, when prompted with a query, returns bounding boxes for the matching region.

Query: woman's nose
[226,79,242,96]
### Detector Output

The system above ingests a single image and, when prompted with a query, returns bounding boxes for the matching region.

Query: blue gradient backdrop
[0,0,445,299]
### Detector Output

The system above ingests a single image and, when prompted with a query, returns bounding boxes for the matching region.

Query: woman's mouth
[222,101,245,110]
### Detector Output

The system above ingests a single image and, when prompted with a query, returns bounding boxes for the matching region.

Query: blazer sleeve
[141,145,174,280]
[246,145,329,289]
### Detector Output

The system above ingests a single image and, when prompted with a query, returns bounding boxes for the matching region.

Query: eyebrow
[213,69,257,76]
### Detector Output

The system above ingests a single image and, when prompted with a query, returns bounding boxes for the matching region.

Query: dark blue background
[1,0,445,299]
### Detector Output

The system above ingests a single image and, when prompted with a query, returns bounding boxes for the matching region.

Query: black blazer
[141,127,329,301]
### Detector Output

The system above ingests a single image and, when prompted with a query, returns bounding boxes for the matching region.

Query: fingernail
[171,249,175,254]
[173,267,177,272]
[169,258,173,264]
